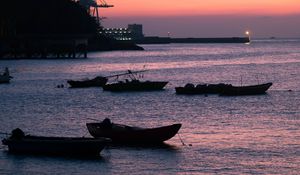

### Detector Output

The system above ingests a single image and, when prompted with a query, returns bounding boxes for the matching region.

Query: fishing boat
[2,128,111,156]
[0,67,13,84]
[220,82,273,96]
[67,76,108,88]
[103,80,168,92]
[175,83,231,95]
[102,70,168,92]
[86,118,182,144]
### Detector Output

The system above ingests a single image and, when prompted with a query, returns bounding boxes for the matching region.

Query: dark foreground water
[1,40,300,174]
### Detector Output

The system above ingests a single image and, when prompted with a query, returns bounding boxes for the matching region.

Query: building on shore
[100,24,144,41]
[0,0,143,59]
[101,24,250,44]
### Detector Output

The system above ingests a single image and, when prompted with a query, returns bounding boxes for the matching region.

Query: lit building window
[100,24,144,41]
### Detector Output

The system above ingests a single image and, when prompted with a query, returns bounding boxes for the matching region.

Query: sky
[99,0,300,38]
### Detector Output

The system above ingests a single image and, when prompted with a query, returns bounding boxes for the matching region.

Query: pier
[0,35,89,59]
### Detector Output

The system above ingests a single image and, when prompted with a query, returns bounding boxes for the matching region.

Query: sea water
[0,39,300,174]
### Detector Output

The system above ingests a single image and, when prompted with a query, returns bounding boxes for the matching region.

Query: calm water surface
[0,40,300,174]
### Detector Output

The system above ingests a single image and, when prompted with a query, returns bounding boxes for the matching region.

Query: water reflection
[1,42,300,174]
[1,150,110,174]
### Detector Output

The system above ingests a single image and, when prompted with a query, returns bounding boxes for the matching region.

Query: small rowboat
[0,67,13,84]
[175,83,230,95]
[103,80,168,92]
[0,74,11,84]
[220,82,273,96]
[67,76,108,88]
[2,128,111,156]
[86,119,181,144]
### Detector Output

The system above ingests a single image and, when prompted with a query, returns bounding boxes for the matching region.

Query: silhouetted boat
[103,80,168,92]
[0,67,13,84]
[67,76,108,88]
[175,83,231,95]
[0,74,11,84]
[103,70,168,92]
[220,82,273,96]
[2,128,110,156]
[86,119,182,144]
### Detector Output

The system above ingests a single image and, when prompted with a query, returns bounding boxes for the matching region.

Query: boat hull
[2,136,110,156]
[103,81,168,92]
[175,84,230,95]
[67,77,108,88]
[220,82,273,96]
[86,123,182,144]
[0,75,11,84]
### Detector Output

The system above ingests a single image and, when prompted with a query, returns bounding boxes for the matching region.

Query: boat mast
[105,70,148,79]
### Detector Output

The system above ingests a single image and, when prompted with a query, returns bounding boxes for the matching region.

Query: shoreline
[134,36,250,44]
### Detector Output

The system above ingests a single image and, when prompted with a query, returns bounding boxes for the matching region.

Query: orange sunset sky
[103,0,300,16]
[100,0,300,38]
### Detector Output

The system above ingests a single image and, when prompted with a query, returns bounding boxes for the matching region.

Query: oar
[177,133,186,146]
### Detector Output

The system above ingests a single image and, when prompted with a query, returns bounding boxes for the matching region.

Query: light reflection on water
[62,55,300,73]
[0,41,300,174]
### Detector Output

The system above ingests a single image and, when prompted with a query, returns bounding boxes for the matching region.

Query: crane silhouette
[77,0,113,24]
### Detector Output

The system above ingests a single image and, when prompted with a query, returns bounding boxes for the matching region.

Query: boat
[102,70,168,92]
[2,128,111,156]
[175,83,231,95]
[67,70,150,88]
[220,82,273,96]
[103,80,168,92]
[67,76,108,88]
[0,67,13,84]
[0,74,11,84]
[86,118,182,144]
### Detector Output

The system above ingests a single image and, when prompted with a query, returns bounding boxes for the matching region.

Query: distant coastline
[134,37,250,44]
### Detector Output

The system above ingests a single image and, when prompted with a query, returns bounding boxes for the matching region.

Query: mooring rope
[177,133,186,146]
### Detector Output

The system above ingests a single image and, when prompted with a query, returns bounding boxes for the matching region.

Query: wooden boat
[67,70,148,88]
[0,67,13,84]
[0,74,11,84]
[86,119,182,144]
[175,83,231,95]
[103,80,168,92]
[67,76,108,88]
[2,128,111,156]
[220,82,273,96]
[103,69,168,92]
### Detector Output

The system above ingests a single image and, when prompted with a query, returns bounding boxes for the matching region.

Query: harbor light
[245,30,251,43]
